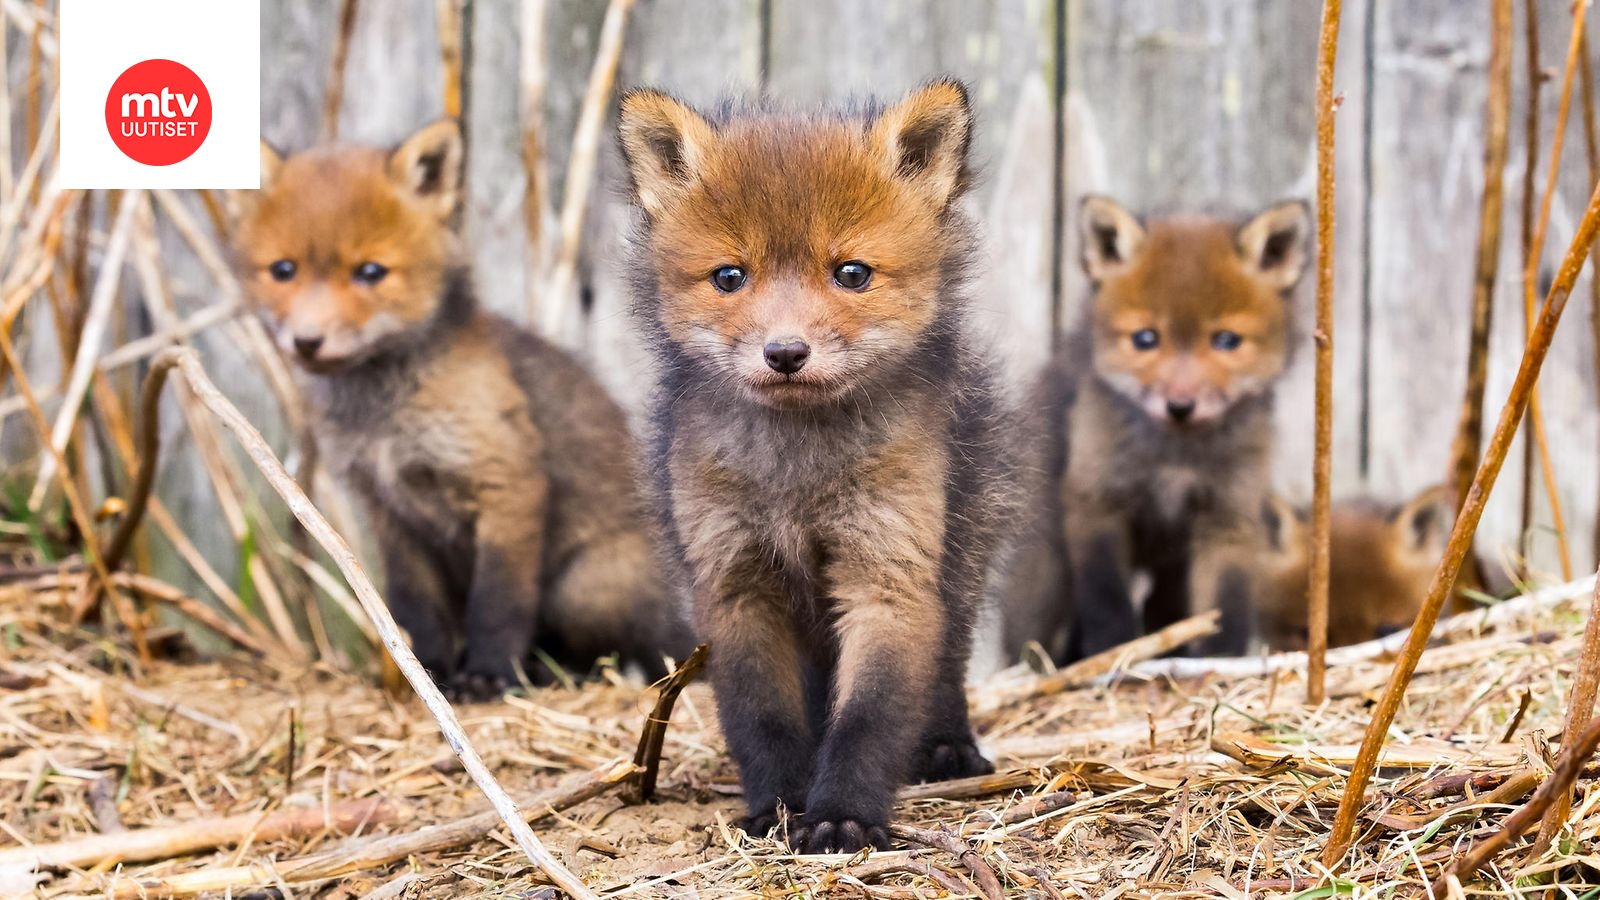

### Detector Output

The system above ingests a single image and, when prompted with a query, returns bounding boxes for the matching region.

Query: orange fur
[1257,488,1473,650]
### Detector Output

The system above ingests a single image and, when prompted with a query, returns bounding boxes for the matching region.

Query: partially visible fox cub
[1257,488,1472,650]
[620,82,1014,853]
[229,120,685,699]
[1004,196,1310,662]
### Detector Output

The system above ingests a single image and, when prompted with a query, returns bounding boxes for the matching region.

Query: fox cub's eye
[1211,330,1243,351]
[268,260,297,282]
[833,261,873,291]
[710,265,747,293]
[353,262,389,285]
[1131,328,1160,351]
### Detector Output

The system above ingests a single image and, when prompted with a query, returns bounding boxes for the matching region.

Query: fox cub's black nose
[1166,399,1195,422]
[293,336,325,360]
[764,340,811,375]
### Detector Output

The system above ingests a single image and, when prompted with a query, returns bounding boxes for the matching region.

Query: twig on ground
[627,643,707,803]
[889,823,1003,900]
[1532,569,1600,853]
[0,796,401,872]
[975,610,1218,714]
[1450,714,1600,879]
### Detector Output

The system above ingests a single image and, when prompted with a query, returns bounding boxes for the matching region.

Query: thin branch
[132,347,599,899]
[436,0,464,119]
[1322,157,1600,870]
[1582,29,1600,571]
[540,0,634,340]
[888,824,1003,900]
[321,0,360,140]
[1449,0,1514,515]
[1307,0,1342,707]
[520,0,551,323]
[1516,0,1590,582]
[1531,568,1600,853]
[1517,0,1542,585]
[0,796,402,872]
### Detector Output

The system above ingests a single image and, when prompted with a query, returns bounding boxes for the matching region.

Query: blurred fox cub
[1257,487,1472,650]
[228,120,686,701]
[1003,196,1311,663]
[620,82,1014,853]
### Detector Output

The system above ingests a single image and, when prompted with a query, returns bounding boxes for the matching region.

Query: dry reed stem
[1531,570,1600,852]
[321,0,360,140]
[1515,0,1590,582]
[520,0,551,323]
[436,0,464,119]
[0,327,147,662]
[124,198,304,656]
[540,0,634,340]
[975,610,1218,715]
[1517,0,1542,584]
[1449,0,1514,515]
[132,347,598,898]
[1322,160,1600,870]
[28,190,141,511]
[628,643,707,803]
[23,0,40,175]
[1307,0,1341,707]
[1584,32,1600,567]
[0,796,402,871]
[0,93,58,268]
[1451,713,1600,879]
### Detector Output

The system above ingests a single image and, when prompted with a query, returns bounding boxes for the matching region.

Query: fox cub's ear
[388,119,464,219]
[1237,200,1311,291]
[617,90,716,218]
[1079,195,1144,283]
[872,80,973,209]
[225,141,283,224]
[1390,485,1452,557]
[1261,495,1307,554]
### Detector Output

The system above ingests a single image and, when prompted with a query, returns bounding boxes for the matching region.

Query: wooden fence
[7,0,1599,594]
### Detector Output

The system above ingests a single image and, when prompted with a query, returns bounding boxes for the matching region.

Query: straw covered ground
[4,567,1600,898]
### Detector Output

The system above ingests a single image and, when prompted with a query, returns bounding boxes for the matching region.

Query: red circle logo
[104,59,212,166]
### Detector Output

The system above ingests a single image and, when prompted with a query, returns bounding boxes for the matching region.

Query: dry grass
[3,570,1600,896]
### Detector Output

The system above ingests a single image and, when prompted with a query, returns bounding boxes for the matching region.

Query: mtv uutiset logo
[62,0,258,189]
[105,60,213,166]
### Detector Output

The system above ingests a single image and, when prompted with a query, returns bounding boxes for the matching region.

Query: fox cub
[1004,196,1311,662]
[619,82,1014,852]
[1257,488,1470,650]
[229,120,684,700]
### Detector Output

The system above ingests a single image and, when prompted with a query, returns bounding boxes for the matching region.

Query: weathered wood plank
[1366,0,1597,578]
[766,0,1058,382]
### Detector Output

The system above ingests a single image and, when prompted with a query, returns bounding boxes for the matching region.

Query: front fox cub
[1004,196,1310,662]
[229,120,684,699]
[1257,488,1470,650]
[620,82,1013,852]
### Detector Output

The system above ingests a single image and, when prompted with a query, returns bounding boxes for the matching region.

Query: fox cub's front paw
[443,670,511,703]
[914,733,994,783]
[790,814,891,854]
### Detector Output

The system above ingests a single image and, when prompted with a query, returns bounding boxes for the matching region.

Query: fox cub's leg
[694,543,815,838]
[798,491,945,852]
[456,474,549,700]
[915,569,992,782]
[1064,502,1138,660]
[377,519,457,680]
[1187,530,1257,657]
